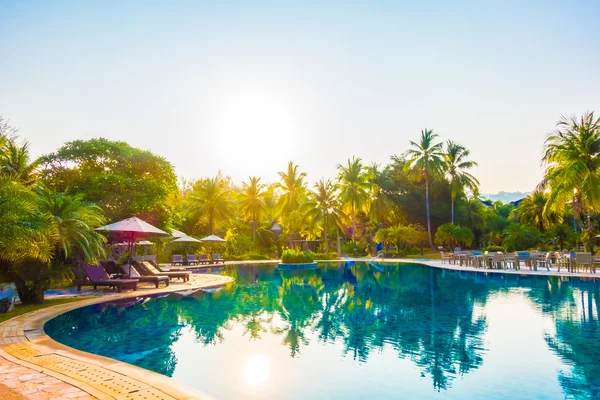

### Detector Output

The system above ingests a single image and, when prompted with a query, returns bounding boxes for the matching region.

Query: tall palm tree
[366,163,391,227]
[275,161,307,215]
[240,176,266,244]
[404,129,444,249]
[189,175,232,233]
[443,141,479,224]
[275,162,307,243]
[541,112,600,238]
[510,190,560,232]
[337,157,369,242]
[305,179,345,255]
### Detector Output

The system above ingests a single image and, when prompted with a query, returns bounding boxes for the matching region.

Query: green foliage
[311,252,339,260]
[188,174,233,233]
[39,138,178,227]
[434,223,474,248]
[281,248,315,264]
[482,245,506,252]
[502,224,541,251]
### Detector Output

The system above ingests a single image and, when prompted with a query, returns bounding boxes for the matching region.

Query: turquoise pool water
[45,262,600,399]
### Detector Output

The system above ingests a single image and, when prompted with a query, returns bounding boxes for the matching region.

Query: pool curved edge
[0,275,233,400]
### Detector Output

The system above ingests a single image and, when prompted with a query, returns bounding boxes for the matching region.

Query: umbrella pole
[129,231,134,278]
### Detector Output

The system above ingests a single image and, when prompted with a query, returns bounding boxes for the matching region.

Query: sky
[1,1,599,193]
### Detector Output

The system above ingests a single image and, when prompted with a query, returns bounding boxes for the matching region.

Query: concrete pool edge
[0,274,233,400]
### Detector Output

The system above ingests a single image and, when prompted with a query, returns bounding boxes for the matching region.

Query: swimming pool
[45,262,600,399]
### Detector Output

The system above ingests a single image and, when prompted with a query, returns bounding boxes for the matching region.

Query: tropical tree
[541,112,600,242]
[434,223,474,249]
[275,162,307,241]
[443,141,479,224]
[39,138,178,227]
[502,224,541,251]
[510,190,560,232]
[404,129,444,249]
[337,157,369,243]
[188,175,233,234]
[366,163,391,227]
[36,186,106,263]
[305,179,345,255]
[0,140,39,186]
[240,176,266,244]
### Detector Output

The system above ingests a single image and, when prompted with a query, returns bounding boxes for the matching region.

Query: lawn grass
[0,296,95,324]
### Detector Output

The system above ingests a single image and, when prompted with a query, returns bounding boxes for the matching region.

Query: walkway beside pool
[0,273,231,400]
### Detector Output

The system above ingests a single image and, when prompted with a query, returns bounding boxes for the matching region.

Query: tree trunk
[351,206,356,243]
[10,274,48,305]
[252,220,256,246]
[451,195,455,224]
[425,178,434,249]
[324,219,329,256]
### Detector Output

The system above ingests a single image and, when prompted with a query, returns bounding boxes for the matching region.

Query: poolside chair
[575,252,595,273]
[211,254,225,264]
[198,253,210,264]
[440,252,454,264]
[186,254,199,265]
[145,259,187,272]
[489,253,506,269]
[171,254,184,265]
[78,264,138,292]
[138,261,191,282]
[118,264,169,288]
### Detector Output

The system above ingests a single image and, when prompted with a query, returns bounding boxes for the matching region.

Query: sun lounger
[187,254,199,265]
[78,264,138,292]
[198,254,210,264]
[211,254,225,264]
[171,254,184,265]
[137,261,191,282]
[146,259,187,272]
[440,252,454,264]
[118,264,169,288]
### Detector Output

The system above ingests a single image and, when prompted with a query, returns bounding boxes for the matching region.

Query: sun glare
[242,353,270,386]
[209,89,299,178]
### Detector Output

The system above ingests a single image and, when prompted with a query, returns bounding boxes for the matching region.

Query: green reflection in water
[45,262,600,398]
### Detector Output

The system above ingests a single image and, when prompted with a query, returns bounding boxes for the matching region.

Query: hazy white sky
[1,1,599,193]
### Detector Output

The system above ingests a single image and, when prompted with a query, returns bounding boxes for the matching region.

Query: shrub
[311,252,339,260]
[483,245,506,252]
[281,248,314,263]
[243,253,270,261]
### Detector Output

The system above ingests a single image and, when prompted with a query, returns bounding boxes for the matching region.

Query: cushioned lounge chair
[145,259,186,272]
[187,254,199,265]
[171,254,184,265]
[198,254,210,264]
[78,264,138,292]
[118,264,169,288]
[211,254,225,264]
[137,261,191,282]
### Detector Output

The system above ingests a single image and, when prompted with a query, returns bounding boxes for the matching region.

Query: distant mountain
[481,191,530,203]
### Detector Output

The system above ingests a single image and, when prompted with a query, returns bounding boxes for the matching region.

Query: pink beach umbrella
[95,217,170,277]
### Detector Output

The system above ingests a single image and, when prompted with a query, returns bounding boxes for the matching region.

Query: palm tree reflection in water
[46,263,600,396]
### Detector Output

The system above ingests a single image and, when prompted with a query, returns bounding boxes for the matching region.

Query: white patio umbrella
[95,217,170,277]
[199,234,226,260]
[172,235,202,256]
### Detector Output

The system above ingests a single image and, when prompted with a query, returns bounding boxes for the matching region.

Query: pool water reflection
[45,262,600,399]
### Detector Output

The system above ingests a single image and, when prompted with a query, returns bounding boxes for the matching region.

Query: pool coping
[0,274,233,400]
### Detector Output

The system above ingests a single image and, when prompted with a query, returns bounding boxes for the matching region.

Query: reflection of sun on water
[242,353,270,386]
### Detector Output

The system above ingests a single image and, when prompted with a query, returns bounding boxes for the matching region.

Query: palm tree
[337,157,369,243]
[404,129,444,249]
[240,176,266,244]
[189,175,232,234]
[461,196,488,232]
[366,163,391,227]
[541,112,600,239]
[0,139,39,186]
[275,162,307,242]
[510,190,559,232]
[36,186,106,261]
[443,141,479,224]
[275,162,307,215]
[305,179,345,255]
